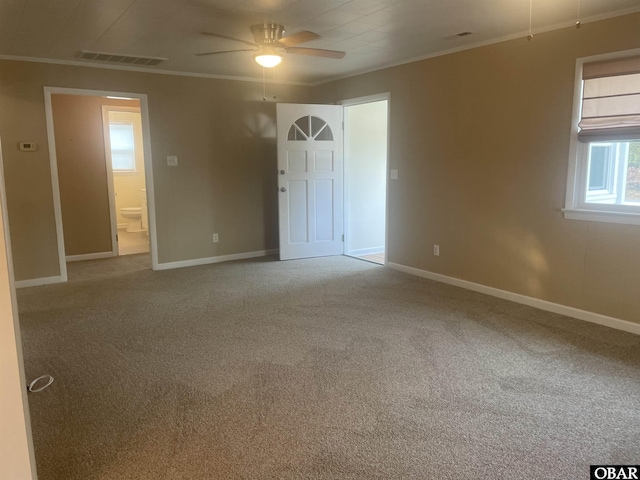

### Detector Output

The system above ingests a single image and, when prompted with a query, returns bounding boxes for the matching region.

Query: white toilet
[120,207,142,232]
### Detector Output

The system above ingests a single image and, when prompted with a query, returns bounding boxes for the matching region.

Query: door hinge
[342,234,344,242]
[116,234,118,242]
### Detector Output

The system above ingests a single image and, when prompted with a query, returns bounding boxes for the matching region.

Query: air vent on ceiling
[456,31,473,37]
[77,50,167,66]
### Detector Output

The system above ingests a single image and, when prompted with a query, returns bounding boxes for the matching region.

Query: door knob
[280,187,286,192]
[280,170,285,175]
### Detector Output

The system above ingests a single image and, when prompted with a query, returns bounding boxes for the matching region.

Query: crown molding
[311,6,640,86]
[0,54,312,87]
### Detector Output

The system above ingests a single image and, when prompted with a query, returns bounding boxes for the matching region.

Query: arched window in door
[287,115,334,141]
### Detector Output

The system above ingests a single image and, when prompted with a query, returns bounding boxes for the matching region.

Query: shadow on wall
[243,100,278,251]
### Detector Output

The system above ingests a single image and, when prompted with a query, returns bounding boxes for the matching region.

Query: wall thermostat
[19,142,37,152]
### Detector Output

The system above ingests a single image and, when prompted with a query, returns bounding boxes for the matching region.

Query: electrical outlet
[213,233,219,243]
[167,155,178,167]
[433,244,440,256]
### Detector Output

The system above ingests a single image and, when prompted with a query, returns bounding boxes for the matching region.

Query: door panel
[277,104,343,260]
[288,180,308,244]
[316,151,334,171]
[288,151,307,172]
[315,179,334,241]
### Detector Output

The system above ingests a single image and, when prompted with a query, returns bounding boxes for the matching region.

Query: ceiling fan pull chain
[270,68,277,100]
[527,0,534,41]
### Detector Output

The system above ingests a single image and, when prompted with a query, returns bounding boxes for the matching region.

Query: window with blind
[564,52,640,224]
[108,122,136,172]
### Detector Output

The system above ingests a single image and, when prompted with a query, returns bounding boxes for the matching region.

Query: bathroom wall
[108,110,147,229]
[51,94,140,256]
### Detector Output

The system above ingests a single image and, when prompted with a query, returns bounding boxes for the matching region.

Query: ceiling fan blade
[285,47,346,59]
[276,31,320,47]
[195,48,257,56]
[201,31,258,48]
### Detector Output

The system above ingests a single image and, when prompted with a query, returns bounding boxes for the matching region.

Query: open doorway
[102,106,149,256]
[43,87,158,272]
[342,95,389,265]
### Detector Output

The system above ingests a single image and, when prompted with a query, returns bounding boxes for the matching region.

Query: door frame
[43,86,159,272]
[101,105,146,258]
[338,92,391,264]
[100,105,122,258]
[0,137,38,478]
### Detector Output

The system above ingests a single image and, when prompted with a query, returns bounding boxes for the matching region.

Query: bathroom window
[109,122,136,172]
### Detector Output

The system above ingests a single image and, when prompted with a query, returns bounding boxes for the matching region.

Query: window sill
[562,208,640,226]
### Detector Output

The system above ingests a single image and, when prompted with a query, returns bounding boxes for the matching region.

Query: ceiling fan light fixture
[254,52,282,68]
[198,25,344,67]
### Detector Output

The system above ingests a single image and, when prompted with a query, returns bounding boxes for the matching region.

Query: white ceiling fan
[196,23,346,68]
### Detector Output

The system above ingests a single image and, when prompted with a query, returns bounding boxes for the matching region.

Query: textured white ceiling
[0,0,639,84]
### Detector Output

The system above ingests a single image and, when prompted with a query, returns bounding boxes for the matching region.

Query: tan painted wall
[51,95,140,256]
[313,13,640,324]
[0,65,61,281]
[3,14,640,324]
[0,145,37,479]
[0,61,309,279]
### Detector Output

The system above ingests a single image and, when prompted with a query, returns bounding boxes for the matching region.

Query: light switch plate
[167,155,178,167]
[19,142,37,152]
[390,169,398,180]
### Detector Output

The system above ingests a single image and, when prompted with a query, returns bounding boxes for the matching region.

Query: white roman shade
[578,55,640,142]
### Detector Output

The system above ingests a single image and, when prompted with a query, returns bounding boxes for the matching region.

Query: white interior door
[277,104,343,260]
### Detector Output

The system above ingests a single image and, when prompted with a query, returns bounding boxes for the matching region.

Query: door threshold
[347,253,385,265]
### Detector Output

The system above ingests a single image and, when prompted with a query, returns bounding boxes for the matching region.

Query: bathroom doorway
[44,87,158,270]
[102,106,149,256]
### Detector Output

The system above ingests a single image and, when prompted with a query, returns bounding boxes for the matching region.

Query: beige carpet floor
[17,254,640,479]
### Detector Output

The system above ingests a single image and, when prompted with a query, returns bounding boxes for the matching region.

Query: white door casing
[42,86,159,279]
[101,106,123,257]
[276,104,344,260]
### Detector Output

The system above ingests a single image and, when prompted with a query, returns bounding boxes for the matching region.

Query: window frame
[564,48,640,226]
[287,115,334,141]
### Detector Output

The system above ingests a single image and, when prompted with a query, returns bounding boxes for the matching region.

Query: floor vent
[77,50,167,66]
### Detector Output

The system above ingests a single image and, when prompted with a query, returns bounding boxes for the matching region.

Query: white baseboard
[66,252,115,262]
[155,249,278,271]
[347,246,385,256]
[386,262,640,336]
[15,275,66,289]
